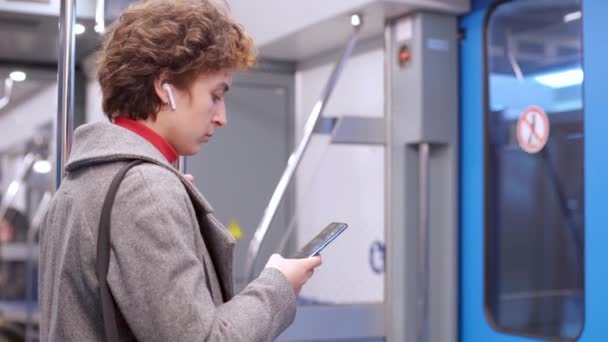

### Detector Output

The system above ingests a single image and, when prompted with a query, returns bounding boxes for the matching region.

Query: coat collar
[65,121,215,212]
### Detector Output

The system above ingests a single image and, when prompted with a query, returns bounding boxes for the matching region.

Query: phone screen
[292,222,348,258]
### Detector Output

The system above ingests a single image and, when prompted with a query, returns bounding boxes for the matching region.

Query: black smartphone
[292,222,348,258]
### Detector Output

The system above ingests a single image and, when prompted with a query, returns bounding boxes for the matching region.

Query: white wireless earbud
[162,83,176,111]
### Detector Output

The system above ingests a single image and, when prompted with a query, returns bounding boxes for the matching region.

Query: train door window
[484,0,584,340]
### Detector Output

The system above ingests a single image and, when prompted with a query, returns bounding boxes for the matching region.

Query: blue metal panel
[579,0,608,341]
[459,8,488,342]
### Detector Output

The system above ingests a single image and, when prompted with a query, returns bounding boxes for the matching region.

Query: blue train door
[461,0,608,341]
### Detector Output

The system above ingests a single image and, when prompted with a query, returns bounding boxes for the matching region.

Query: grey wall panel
[385,12,459,342]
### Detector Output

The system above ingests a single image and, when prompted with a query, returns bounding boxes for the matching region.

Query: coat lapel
[180,181,236,301]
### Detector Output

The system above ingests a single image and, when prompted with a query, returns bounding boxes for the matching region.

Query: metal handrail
[383,21,394,342]
[417,143,430,342]
[56,0,76,190]
[243,23,362,282]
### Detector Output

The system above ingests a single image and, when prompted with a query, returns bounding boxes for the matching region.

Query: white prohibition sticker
[516,106,550,154]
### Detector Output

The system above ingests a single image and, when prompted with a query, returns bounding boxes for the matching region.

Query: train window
[484,0,584,340]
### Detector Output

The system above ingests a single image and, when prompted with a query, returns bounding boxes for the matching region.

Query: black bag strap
[96,160,144,342]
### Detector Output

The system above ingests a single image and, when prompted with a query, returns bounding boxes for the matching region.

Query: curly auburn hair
[97,0,257,120]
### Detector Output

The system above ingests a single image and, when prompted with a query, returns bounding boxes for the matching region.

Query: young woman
[39,1,321,341]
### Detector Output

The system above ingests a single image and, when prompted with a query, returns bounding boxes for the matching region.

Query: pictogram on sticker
[516,106,550,154]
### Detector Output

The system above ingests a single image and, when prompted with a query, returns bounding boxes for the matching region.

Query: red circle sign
[516,106,550,154]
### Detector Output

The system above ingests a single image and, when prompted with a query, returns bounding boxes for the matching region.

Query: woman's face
[156,69,232,155]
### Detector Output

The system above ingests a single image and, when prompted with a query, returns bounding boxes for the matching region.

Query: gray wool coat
[39,121,296,341]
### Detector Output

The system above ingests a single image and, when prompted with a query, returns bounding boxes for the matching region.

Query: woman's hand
[264,254,322,295]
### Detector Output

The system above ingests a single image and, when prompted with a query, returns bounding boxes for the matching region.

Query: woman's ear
[153,77,171,107]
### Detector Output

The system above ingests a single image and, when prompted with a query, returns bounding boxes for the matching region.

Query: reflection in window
[484,0,584,340]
